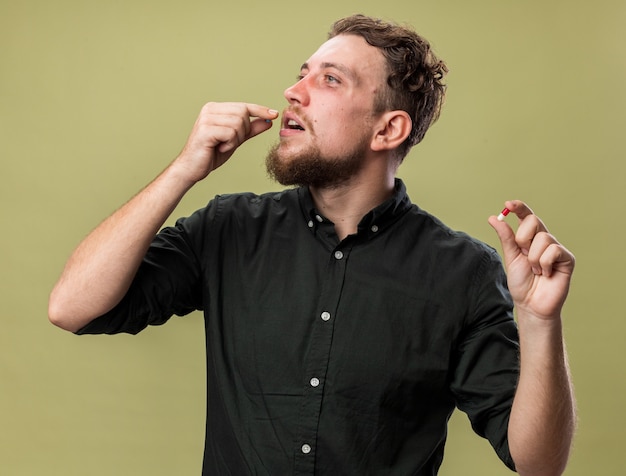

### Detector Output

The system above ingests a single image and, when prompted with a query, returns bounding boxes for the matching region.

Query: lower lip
[279,128,305,138]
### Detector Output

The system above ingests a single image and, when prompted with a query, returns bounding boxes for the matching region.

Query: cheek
[310,105,370,147]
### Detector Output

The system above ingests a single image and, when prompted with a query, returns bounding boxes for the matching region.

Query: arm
[48,102,278,333]
[489,201,576,476]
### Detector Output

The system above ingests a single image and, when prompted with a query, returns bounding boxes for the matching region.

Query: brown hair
[329,14,448,159]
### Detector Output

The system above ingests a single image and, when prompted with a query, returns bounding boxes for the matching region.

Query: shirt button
[321,311,331,321]
[307,220,314,228]
[371,225,379,232]
[301,444,312,454]
[310,377,320,387]
[334,250,344,260]
[315,214,323,222]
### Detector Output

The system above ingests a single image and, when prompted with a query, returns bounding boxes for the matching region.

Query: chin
[275,141,306,161]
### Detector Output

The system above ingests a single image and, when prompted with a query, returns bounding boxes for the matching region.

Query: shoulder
[212,188,299,215]
[407,204,499,260]
[400,204,507,293]
[174,188,302,237]
[205,189,302,229]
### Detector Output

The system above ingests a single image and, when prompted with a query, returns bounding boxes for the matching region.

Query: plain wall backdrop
[2,0,625,474]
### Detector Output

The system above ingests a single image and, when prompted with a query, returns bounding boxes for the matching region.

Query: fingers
[508,201,548,256]
[489,200,575,277]
[526,232,560,276]
[200,102,279,153]
[174,102,279,184]
[490,200,547,254]
[503,200,535,221]
[224,102,280,143]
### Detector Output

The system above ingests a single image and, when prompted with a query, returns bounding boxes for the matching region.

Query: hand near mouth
[175,102,279,184]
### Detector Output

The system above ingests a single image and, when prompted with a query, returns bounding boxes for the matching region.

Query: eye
[325,74,340,84]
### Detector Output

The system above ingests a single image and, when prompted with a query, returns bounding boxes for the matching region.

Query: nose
[284,76,310,106]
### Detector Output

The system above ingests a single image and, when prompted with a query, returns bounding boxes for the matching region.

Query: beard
[265,139,367,189]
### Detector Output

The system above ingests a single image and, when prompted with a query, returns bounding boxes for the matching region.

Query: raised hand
[175,102,279,184]
[489,200,575,321]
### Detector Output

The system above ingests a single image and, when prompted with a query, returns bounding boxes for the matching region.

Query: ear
[370,110,412,152]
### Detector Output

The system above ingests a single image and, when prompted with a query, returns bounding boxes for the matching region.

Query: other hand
[489,200,575,321]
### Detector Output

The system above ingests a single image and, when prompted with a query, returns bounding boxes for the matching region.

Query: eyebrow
[300,62,357,81]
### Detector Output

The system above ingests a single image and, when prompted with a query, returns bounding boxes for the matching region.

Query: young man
[49,15,576,475]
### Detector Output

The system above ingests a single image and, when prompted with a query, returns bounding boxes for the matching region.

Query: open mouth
[283,114,306,131]
[286,119,305,131]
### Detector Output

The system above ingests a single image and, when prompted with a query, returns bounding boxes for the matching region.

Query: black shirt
[78,179,519,475]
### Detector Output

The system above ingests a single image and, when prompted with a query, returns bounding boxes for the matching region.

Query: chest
[204,232,470,401]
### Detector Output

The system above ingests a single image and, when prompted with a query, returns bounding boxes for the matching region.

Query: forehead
[305,34,387,85]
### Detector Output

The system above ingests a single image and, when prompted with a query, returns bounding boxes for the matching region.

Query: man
[49,14,576,475]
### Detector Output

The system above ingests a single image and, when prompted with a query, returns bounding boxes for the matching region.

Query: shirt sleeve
[75,207,209,336]
[450,248,519,471]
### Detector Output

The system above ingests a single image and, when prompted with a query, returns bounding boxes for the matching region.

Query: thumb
[248,116,276,140]
[246,107,279,141]
[488,215,521,264]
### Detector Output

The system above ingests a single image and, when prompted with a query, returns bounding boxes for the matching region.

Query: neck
[309,173,395,241]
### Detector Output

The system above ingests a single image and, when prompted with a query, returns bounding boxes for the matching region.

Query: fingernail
[269,109,278,115]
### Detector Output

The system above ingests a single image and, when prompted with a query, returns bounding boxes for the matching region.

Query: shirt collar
[297,178,412,238]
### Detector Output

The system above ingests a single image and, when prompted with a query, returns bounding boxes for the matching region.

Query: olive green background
[2,0,624,474]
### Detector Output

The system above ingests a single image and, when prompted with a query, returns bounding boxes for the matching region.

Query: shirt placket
[293,242,350,475]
